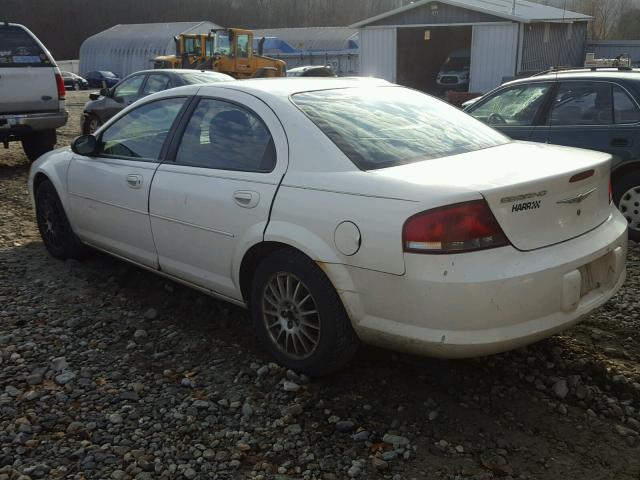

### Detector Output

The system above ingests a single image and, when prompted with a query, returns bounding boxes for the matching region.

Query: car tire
[614,171,640,242]
[35,180,87,260]
[21,129,56,162]
[82,114,102,135]
[250,249,360,376]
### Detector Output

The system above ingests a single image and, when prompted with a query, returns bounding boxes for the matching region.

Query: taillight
[55,73,66,100]
[402,200,509,254]
[609,177,613,204]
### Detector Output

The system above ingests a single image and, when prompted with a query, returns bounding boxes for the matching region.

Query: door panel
[149,88,288,299]
[67,97,187,267]
[67,157,159,266]
[530,81,639,162]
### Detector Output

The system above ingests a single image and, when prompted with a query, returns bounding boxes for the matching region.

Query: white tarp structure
[79,21,221,77]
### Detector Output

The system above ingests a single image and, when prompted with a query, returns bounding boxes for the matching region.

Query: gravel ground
[1,90,639,480]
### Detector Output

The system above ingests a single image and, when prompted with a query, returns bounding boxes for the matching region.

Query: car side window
[143,74,171,96]
[114,75,144,98]
[550,82,613,126]
[175,98,276,172]
[470,83,551,126]
[613,85,640,124]
[99,98,186,160]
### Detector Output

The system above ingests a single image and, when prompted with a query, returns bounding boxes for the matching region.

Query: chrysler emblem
[556,188,596,205]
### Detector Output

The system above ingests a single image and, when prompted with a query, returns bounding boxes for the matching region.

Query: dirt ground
[0,91,639,480]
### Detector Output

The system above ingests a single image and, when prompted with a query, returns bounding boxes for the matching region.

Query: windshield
[443,57,470,71]
[292,87,508,170]
[0,26,49,67]
[100,71,117,78]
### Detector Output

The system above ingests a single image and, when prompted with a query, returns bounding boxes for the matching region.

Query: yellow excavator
[153,28,286,78]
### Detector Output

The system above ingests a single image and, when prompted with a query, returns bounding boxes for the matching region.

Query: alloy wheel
[261,272,321,360]
[37,190,66,250]
[619,185,640,232]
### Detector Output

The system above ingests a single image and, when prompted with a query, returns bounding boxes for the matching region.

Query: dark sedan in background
[85,71,121,88]
[82,69,234,134]
[61,71,89,90]
[465,68,640,241]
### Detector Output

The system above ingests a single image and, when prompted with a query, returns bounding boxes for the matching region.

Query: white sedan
[29,78,628,375]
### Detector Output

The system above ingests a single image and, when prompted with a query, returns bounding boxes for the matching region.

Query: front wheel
[250,249,359,376]
[35,180,87,260]
[614,171,640,242]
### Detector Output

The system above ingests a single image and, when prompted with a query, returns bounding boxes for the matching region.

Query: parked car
[85,70,120,88]
[436,49,471,92]
[0,22,67,162]
[61,71,88,90]
[464,68,640,241]
[287,65,337,77]
[29,78,627,375]
[82,69,234,134]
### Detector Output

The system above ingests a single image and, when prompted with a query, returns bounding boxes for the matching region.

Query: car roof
[504,68,640,86]
[197,77,392,97]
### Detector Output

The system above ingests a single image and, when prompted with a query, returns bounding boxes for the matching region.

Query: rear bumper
[327,210,628,358]
[0,111,68,139]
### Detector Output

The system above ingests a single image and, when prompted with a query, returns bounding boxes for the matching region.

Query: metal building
[252,27,360,76]
[79,21,221,77]
[351,0,590,93]
[586,40,640,68]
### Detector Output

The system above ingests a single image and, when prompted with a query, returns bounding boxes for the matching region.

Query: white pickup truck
[0,22,68,161]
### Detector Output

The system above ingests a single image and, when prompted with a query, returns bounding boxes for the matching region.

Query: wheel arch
[612,160,640,188]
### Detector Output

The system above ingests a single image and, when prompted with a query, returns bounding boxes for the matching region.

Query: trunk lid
[0,67,59,113]
[374,141,612,251]
[0,24,59,114]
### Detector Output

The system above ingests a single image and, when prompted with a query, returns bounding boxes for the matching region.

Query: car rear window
[292,86,508,170]
[179,72,234,84]
[0,26,50,67]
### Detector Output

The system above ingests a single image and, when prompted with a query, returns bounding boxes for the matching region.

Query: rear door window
[550,82,613,126]
[0,26,50,67]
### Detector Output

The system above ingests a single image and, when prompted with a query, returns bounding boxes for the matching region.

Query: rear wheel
[35,180,87,260]
[21,129,56,162]
[250,249,359,376]
[614,171,640,242]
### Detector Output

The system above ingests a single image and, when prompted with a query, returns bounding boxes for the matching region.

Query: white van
[436,49,471,92]
[0,23,68,161]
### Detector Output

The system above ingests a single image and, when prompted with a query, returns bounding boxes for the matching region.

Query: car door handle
[611,138,631,147]
[126,174,143,189]
[233,190,260,208]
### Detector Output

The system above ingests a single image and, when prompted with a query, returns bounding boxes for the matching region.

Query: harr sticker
[512,200,541,212]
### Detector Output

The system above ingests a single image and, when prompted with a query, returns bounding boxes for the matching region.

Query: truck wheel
[615,171,640,242]
[250,249,360,376]
[82,114,102,135]
[35,180,87,260]
[21,130,56,162]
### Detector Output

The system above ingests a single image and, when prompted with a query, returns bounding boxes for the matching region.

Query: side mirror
[71,134,98,156]
[98,88,109,97]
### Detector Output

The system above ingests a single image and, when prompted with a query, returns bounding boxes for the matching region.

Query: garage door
[360,28,396,82]
[470,24,518,93]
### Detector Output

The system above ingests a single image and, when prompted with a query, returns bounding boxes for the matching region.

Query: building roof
[79,21,222,76]
[252,27,359,52]
[350,0,591,27]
